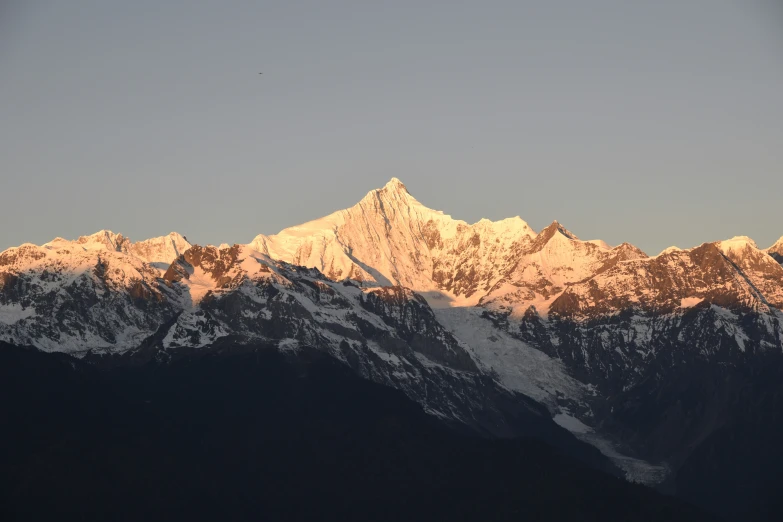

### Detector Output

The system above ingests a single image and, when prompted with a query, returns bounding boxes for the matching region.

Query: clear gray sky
[2,0,782,254]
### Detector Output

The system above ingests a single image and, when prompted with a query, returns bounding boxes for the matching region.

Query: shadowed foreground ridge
[0,343,717,522]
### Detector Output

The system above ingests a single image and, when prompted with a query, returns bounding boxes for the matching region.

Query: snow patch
[0,303,37,324]
[718,236,758,256]
[653,246,682,258]
[553,413,592,434]
[680,297,703,308]
[434,307,585,409]
[554,411,670,485]
[587,239,611,250]
[184,266,217,304]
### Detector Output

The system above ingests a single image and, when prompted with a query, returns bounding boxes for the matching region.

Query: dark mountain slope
[675,355,783,522]
[0,343,717,522]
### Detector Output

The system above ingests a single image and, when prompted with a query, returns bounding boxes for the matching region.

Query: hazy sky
[1,1,782,254]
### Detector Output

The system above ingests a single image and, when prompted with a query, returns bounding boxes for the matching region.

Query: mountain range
[2,178,782,521]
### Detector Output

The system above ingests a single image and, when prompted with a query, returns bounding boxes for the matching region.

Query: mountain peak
[541,221,579,240]
[656,246,683,256]
[384,177,408,192]
[356,177,435,218]
[472,216,535,238]
[764,236,783,264]
[717,236,758,256]
[75,230,129,252]
[40,230,190,268]
[766,236,783,252]
[358,177,412,202]
[128,232,192,268]
[525,221,580,254]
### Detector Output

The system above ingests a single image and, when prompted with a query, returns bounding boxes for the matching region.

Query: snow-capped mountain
[2,178,783,505]
[250,178,537,300]
[248,178,649,317]
[0,235,184,352]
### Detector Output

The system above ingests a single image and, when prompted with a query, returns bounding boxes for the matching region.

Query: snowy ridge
[39,230,192,268]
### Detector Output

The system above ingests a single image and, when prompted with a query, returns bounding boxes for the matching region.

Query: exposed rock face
[163,244,244,288]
